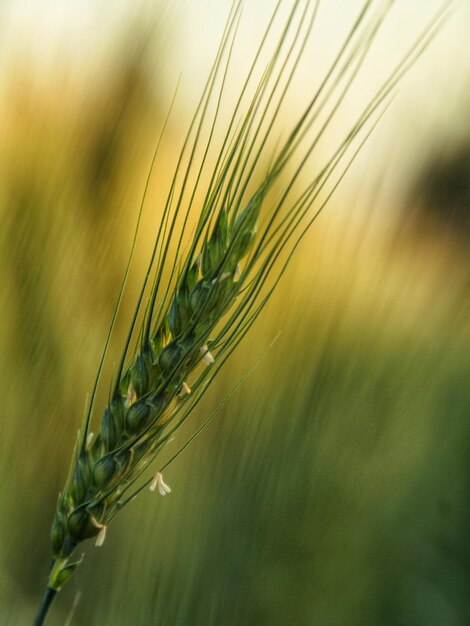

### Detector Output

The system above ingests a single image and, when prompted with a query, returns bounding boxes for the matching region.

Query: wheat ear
[32,1,451,624]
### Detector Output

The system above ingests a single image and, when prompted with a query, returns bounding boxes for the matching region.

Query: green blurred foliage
[1,13,469,626]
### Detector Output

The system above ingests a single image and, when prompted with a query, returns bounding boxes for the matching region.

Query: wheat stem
[32,586,56,626]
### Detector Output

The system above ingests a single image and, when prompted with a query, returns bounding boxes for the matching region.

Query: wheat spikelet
[32,0,451,622]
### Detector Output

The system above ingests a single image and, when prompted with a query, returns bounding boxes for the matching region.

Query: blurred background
[0,0,469,624]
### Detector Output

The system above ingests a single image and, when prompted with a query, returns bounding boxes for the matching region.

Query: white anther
[200,344,215,365]
[86,432,94,448]
[212,272,231,285]
[182,382,191,395]
[124,385,137,408]
[91,517,107,547]
[149,472,171,496]
[236,264,242,277]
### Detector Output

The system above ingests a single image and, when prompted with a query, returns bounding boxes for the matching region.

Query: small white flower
[149,472,171,496]
[91,517,107,547]
[200,344,215,365]
[182,382,191,395]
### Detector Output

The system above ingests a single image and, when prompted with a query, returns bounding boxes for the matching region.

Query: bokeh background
[0,1,469,624]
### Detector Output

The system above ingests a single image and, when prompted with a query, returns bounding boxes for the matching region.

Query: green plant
[32,1,450,624]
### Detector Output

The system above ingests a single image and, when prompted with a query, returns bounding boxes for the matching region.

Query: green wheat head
[43,0,449,594]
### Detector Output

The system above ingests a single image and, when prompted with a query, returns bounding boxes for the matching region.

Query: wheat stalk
[32,1,450,624]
